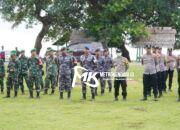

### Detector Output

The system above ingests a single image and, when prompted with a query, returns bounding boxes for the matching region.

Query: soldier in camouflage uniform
[68,49,77,85]
[28,49,42,98]
[44,49,58,95]
[58,48,74,100]
[18,50,29,94]
[103,49,113,92]
[80,47,96,101]
[94,49,105,95]
[5,50,21,98]
[39,56,44,90]
[0,56,5,94]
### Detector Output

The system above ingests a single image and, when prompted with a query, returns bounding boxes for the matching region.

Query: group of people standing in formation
[0,45,179,102]
[141,45,180,101]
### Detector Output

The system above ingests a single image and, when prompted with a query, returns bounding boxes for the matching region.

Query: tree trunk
[119,44,131,62]
[34,23,50,55]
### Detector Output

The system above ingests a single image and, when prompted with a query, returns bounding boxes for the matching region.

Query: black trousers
[160,71,167,91]
[178,69,180,96]
[114,77,127,98]
[157,72,162,95]
[143,74,158,98]
[166,69,174,90]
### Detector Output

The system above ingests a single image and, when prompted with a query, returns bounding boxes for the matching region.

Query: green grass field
[0,63,179,130]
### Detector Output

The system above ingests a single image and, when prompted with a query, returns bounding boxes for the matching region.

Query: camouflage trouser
[81,79,95,95]
[19,73,29,91]
[29,76,40,93]
[45,74,56,91]
[0,77,4,92]
[6,76,19,93]
[40,75,44,90]
[59,74,71,92]
[95,73,105,94]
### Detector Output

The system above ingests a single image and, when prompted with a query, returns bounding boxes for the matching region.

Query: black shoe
[4,95,10,98]
[14,91,18,98]
[29,91,33,98]
[114,97,118,101]
[67,91,71,100]
[60,92,63,100]
[109,88,112,93]
[36,92,40,99]
[4,91,10,98]
[153,97,158,101]
[123,97,126,101]
[140,97,147,101]
[91,93,95,101]
[82,93,86,100]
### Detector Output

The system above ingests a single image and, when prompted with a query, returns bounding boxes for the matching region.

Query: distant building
[67,31,105,60]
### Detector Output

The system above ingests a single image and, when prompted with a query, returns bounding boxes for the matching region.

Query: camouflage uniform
[103,55,113,92]
[0,59,5,93]
[6,55,21,97]
[44,55,58,94]
[28,56,42,98]
[70,55,77,84]
[39,57,44,90]
[94,55,105,95]
[80,54,96,100]
[58,54,74,99]
[19,54,29,94]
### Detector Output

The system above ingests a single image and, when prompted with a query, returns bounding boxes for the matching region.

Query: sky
[0,18,179,60]
[0,18,55,57]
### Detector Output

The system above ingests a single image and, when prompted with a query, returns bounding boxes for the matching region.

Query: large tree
[0,0,85,54]
[84,0,180,60]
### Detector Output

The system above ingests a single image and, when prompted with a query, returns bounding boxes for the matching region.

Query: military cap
[95,49,100,52]
[84,46,89,50]
[10,50,17,56]
[31,48,36,53]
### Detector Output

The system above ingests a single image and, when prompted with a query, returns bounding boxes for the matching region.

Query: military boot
[101,89,105,96]
[29,91,33,98]
[67,91,71,100]
[91,93,95,101]
[21,87,25,95]
[60,92,63,100]
[4,91,10,98]
[82,93,86,100]
[14,91,18,98]
[36,92,40,99]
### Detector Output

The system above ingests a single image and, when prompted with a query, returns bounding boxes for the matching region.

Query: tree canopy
[0,0,179,55]
[0,0,85,54]
[84,0,180,47]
